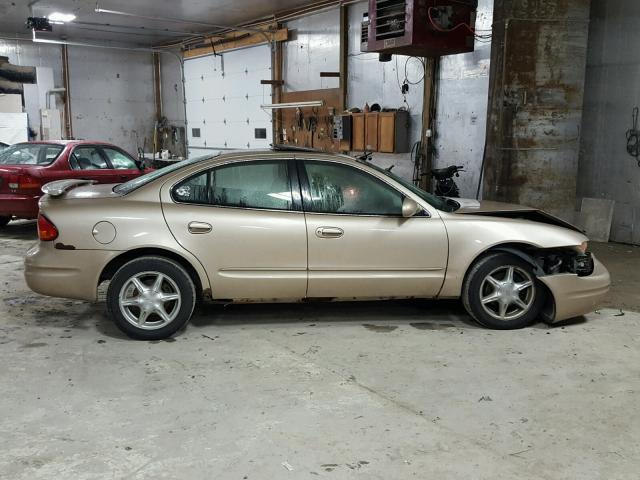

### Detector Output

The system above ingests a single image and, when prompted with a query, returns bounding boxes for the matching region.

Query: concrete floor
[1,221,639,479]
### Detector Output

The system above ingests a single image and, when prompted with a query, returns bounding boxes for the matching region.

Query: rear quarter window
[0,144,64,165]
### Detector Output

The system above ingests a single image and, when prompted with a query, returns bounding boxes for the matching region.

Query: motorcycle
[431,165,464,198]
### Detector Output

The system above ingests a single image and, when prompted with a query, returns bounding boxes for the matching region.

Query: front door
[161,159,308,301]
[100,146,144,183]
[300,160,448,299]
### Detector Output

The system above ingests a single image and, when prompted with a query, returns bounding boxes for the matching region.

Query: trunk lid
[41,180,122,200]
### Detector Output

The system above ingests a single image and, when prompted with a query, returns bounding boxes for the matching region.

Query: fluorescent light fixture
[261,101,324,110]
[48,12,76,23]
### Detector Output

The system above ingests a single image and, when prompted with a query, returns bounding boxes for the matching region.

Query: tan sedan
[25,148,610,340]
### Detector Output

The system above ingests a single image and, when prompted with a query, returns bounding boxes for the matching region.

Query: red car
[0,140,150,227]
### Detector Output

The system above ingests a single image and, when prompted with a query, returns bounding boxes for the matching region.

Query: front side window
[0,143,64,165]
[103,147,138,169]
[173,160,293,211]
[70,146,109,170]
[303,161,404,216]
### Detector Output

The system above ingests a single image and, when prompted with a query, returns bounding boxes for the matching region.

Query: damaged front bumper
[539,254,610,323]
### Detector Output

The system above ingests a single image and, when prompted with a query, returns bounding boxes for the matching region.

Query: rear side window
[173,160,293,211]
[0,144,63,165]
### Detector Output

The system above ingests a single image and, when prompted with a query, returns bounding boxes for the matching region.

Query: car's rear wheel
[107,256,196,340]
[0,216,10,228]
[462,252,545,329]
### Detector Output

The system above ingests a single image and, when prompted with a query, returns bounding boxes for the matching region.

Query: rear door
[160,158,308,300]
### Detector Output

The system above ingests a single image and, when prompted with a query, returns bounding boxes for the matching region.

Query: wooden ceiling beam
[183,27,289,58]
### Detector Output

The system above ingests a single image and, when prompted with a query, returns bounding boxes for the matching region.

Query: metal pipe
[153,52,163,121]
[261,101,324,109]
[180,55,188,157]
[72,20,205,37]
[61,45,72,138]
[94,4,273,36]
[45,87,65,109]
[32,28,169,53]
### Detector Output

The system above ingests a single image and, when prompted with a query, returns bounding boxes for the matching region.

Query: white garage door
[184,45,273,157]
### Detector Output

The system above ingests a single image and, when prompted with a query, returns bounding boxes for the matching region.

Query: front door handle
[315,226,344,239]
[188,221,212,234]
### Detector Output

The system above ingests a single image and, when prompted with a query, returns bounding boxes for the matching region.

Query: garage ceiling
[0,0,323,46]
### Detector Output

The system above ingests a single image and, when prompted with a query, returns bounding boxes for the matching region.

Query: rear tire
[462,252,545,330]
[106,256,197,340]
[0,216,10,228]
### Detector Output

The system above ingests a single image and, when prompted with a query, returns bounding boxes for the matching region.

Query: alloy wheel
[479,265,535,322]
[118,271,182,330]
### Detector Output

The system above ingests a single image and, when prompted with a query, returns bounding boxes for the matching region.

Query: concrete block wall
[578,0,640,244]
[0,39,155,155]
[67,47,155,156]
[434,0,493,198]
[482,0,591,221]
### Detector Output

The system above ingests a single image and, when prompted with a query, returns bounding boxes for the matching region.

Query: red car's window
[0,144,64,166]
[102,148,137,169]
[70,147,109,170]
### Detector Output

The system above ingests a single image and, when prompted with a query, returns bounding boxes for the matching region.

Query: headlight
[577,241,588,253]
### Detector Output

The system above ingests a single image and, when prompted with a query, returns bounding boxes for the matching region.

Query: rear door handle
[315,226,344,238]
[188,221,212,234]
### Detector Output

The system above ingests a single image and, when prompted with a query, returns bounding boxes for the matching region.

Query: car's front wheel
[107,256,197,340]
[462,252,545,329]
[0,216,10,228]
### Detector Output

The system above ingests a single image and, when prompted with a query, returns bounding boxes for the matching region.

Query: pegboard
[279,88,342,152]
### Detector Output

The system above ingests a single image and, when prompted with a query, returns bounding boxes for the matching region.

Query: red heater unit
[361,0,478,57]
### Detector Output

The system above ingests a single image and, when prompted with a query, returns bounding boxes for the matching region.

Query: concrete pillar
[482,0,591,220]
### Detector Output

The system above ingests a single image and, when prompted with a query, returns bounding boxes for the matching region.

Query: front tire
[462,252,545,329]
[107,256,197,340]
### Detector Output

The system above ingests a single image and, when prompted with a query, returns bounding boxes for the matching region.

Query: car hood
[454,198,535,213]
[452,198,584,233]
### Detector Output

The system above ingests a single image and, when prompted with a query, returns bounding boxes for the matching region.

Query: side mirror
[402,197,420,218]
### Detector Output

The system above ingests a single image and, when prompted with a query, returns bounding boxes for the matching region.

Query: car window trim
[170,158,301,213]
[97,147,116,169]
[297,158,429,218]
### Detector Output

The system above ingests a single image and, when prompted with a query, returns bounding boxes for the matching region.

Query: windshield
[364,162,459,213]
[113,154,218,195]
[0,143,64,166]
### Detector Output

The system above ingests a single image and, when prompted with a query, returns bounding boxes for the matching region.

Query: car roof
[204,147,357,164]
[16,140,118,146]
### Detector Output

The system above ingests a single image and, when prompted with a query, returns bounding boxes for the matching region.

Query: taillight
[8,173,42,191]
[37,214,58,241]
